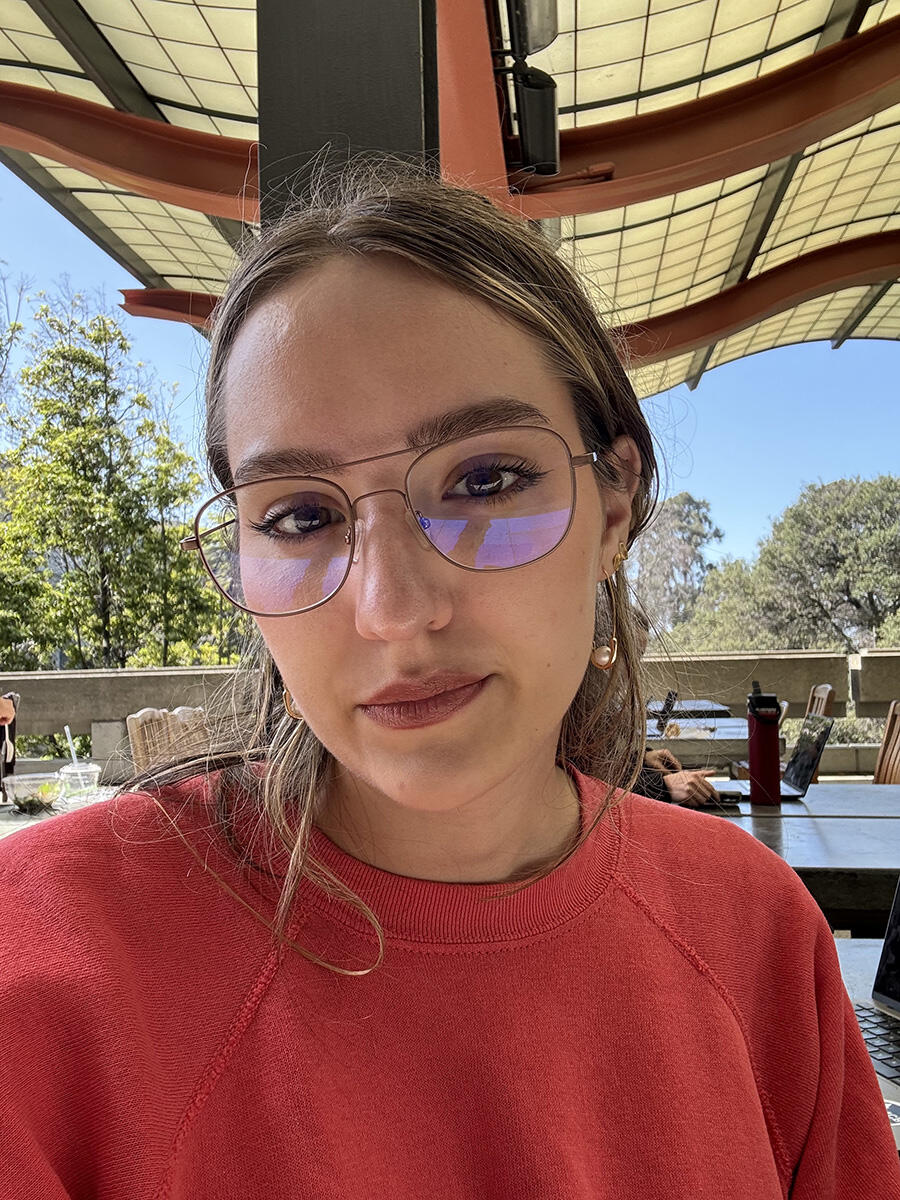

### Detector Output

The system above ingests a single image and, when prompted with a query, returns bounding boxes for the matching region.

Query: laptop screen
[873,876,900,1017]
[782,713,834,793]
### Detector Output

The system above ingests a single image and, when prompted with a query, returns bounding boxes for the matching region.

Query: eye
[250,498,347,538]
[445,458,546,501]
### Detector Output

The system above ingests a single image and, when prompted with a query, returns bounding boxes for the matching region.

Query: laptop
[717,713,834,800]
[852,876,900,1148]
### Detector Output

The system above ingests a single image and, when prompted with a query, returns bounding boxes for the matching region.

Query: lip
[359,674,489,730]
[361,673,487,706]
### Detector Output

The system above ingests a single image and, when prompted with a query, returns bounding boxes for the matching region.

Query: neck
[315,758,582,883]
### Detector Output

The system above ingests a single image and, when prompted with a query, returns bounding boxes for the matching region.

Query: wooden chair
[807,683,835,718]
[126,706,209,773]
[874,700,900,785]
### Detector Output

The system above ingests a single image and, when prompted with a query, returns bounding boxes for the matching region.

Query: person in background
[0,692,18,801]
[632,615,721,807]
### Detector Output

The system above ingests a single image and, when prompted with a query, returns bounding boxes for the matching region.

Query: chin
[342,741,511,813]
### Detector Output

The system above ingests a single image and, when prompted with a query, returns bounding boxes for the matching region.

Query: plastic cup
[58,761,102,799]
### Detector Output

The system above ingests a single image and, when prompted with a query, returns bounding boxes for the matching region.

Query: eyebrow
[232,398,552,485]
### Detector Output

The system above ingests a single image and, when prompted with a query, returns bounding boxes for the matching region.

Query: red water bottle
[747,681,781,805]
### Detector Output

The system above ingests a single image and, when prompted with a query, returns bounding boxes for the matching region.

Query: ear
[596,435,642,583]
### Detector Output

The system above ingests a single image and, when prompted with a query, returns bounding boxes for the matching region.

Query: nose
[349,491,454,642]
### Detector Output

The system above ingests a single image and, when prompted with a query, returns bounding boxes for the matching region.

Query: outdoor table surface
[646,717,748,740]
[646,699,732,720]
[708,781,900,818]
[709,782,900,929]
[0,786,117,840]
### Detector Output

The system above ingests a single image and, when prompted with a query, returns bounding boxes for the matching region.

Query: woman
[0,169,896,1198]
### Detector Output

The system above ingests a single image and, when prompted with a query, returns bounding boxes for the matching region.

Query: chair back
[806,683,834,718]
[126,706,209,773]
[874,700,900,785]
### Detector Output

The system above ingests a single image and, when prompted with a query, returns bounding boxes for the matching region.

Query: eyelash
[446,457,547,501]
[244,456,549,541]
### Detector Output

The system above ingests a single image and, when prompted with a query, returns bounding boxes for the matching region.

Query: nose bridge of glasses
[349,487,433,564]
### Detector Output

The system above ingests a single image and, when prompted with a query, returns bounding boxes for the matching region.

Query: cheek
[254,614,339,704]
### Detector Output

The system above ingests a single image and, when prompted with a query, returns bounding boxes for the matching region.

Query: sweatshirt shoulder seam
[150,929,290,1200]
[612,868,792,1195]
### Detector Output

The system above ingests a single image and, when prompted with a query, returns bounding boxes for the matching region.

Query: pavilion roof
[1,0,897,396]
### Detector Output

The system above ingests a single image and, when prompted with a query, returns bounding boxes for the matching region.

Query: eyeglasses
[182,424,597,617]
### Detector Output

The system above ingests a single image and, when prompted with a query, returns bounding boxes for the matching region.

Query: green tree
[671,477,900,652]
[628,491,723,631]
[0,295,223,668]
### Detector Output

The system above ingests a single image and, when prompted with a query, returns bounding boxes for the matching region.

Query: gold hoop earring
[611,540,629,573]
[283,689,305,723]
[591,577,619,670]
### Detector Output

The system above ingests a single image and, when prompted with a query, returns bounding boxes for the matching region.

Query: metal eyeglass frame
[181,424,599,617]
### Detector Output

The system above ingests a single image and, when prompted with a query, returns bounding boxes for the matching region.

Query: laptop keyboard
[855,1005,900,1082]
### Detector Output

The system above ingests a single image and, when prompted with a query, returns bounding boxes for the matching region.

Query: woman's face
[222,254,637,811]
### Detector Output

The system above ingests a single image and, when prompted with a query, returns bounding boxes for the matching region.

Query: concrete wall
[856,649,900,717]
[0,667,237,735]
[641,651,851,716]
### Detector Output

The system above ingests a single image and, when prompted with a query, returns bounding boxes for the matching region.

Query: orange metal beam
[516,15,900,219]
[436,0,510,203]
[120,232,900,368]
[2,16,898,222]
[0,81,259,222]
[120,288,216,330]
[616,231,900,365]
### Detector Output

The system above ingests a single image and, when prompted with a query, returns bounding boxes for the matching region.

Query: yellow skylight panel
[101,27,173,71]
[128,64,196,104]
[226,48,257,88]
[770,0,829,43]
[3,0,53,37]
[10,29,78,69]
[187,77,252,113]
[704,16,774,73]
[578,59,641,103]
[84,0,145,34]
[529,31,574,75]
[199,5,254,48]
[157,106,218,134]
[639,42,707,89]
[578,19,645,67]
[160,38,234,82]
[133,1,214,44]
[646,1,716,56]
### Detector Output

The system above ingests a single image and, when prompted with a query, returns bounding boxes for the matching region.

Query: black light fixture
[505,0,560,176]
[508,0,558,57]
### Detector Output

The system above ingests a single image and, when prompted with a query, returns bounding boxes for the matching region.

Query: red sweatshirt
[0,771,897,1199]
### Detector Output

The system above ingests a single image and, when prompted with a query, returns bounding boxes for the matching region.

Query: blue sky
[2,162,897,564]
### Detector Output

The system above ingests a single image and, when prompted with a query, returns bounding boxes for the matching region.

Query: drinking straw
[64,724,79,767]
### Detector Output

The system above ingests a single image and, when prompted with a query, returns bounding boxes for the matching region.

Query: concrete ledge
[642,651,849,715]
[0,667,238,736]
[856,650,900,717]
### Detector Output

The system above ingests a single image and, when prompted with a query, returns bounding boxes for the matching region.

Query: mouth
[359,675,489,730]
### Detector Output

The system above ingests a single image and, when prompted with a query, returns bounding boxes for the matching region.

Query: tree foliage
[628,490,723,631]
[0,294,240,669]
[671,477,900,652]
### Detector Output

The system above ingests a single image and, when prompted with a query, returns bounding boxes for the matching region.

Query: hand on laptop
[643,747,682,773]
[662,769,720,808]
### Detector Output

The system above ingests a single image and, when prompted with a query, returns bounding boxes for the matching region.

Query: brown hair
[135,162,658,974]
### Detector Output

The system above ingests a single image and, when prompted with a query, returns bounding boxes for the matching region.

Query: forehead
[221,255,579,470]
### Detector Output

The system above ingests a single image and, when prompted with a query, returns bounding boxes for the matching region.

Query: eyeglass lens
[197,427,576,616]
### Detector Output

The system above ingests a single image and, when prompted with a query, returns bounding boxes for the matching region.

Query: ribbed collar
[295,769,622,945]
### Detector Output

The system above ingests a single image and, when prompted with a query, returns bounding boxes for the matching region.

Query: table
[646,699,732,722]
[713,783,900,936]
[0,787,117,840]
[835,937,900,1104]
[645,716,764,769]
